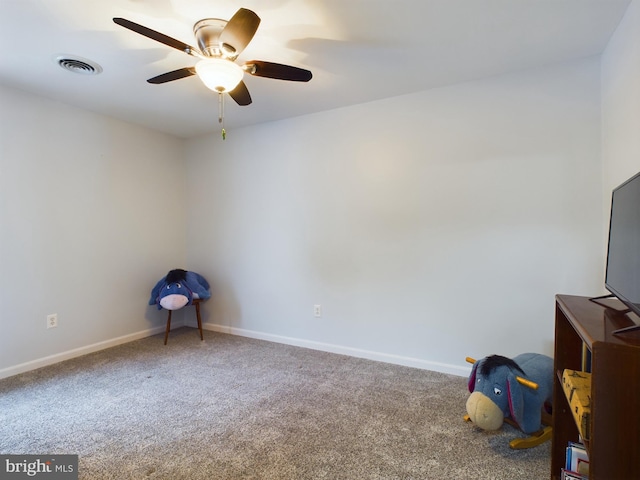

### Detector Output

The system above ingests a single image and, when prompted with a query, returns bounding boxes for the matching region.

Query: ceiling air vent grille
[54,55,103,75]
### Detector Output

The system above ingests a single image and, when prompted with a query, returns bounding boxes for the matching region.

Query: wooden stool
[164,298,204,345]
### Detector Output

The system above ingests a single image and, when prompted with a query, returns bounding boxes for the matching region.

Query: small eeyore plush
[466,353,553,435]
[149,269,211,311]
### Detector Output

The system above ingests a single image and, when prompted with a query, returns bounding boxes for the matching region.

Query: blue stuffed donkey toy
[149,269,211,310]
[466,353,553,434]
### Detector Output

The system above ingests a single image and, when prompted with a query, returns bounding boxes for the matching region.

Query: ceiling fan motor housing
[193,18,227,57]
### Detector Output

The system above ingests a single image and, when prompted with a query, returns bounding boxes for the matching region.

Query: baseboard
[2,320,470,380]
[202,322,470,377]
[0,325,167,380]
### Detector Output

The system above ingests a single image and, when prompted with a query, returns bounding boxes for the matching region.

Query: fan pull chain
[218,93,226,140]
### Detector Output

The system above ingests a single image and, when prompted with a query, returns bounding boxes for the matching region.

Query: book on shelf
[561,369,591,440]
[561,468,588,480]
[581,343,591,373]
[565,441,589,477]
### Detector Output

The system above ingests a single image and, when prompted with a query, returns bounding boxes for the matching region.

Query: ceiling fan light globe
[195,58,243,93]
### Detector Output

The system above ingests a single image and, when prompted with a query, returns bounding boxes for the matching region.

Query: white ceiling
[0,0,631,139]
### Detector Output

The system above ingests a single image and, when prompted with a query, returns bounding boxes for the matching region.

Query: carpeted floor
[0,328,551,479]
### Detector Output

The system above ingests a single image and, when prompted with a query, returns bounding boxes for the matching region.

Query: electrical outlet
[47,313,58,329]
[313,305,322,317]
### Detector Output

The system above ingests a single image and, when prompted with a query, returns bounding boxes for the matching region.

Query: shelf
[555,295,640,349]
[551,295,640,480]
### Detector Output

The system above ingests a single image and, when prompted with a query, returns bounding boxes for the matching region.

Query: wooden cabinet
[551,295,640,480]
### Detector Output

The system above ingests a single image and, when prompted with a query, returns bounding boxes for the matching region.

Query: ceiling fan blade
[147,67,196,84]
[245,61,312,82]
[218,8,261,58]
[113,17,200,57]
[228,80,252,106]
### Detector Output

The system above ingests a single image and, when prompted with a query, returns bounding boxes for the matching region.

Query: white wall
[602,0,640,207]
[185,58,603,375]
[0,86,187,377]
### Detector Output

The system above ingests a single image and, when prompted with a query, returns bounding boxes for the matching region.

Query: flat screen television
[600,170,640,333]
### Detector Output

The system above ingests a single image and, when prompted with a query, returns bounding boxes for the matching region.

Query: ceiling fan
[113,8,312,108]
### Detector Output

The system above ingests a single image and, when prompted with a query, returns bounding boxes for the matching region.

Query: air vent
[54,55,103,75]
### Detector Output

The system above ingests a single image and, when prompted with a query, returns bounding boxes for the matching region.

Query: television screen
[605,171,640,324]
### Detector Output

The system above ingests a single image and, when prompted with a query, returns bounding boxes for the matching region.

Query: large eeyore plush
[149,269,211,310]
[465,353,553,435]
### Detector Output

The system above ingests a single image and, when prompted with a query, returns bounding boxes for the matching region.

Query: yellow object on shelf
[561,369,591,441]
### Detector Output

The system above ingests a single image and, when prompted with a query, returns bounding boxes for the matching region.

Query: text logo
[0,455,78,479]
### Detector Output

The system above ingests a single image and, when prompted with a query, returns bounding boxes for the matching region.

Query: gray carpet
[0,328,550,479]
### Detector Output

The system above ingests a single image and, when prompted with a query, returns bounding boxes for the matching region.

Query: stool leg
[195,300,204,341]
[164,310,172,345]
